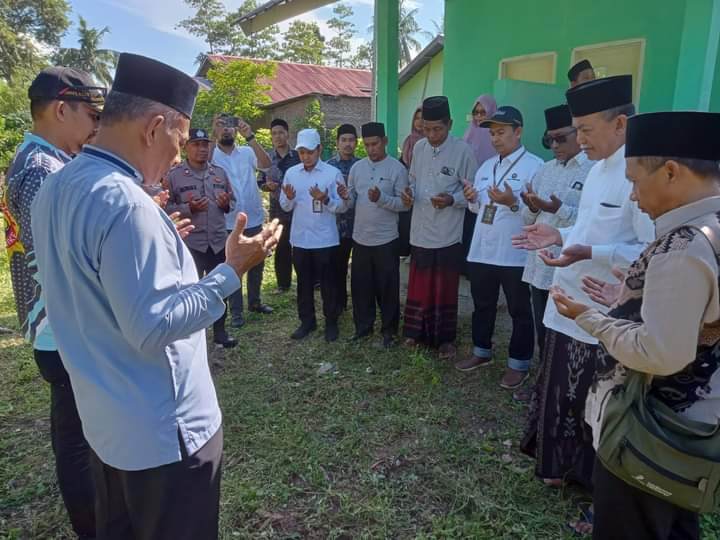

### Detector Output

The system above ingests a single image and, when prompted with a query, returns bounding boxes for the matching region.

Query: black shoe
[382,335,396,349]
[350,330,372,341]
[325,322,339,343]
[275,286,290,294]
[291,323,316,340]
[230,317,245,329]
[249,303,274,314]
[214,335,238,348]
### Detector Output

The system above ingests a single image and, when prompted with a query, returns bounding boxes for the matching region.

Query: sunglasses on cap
[542,128,577,149]
[58,86,107,106]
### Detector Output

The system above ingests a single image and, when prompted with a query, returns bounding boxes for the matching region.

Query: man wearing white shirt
[456,106,543,390]
[280,129,347,342]
[513,75,654,491]
[212,114,273,328]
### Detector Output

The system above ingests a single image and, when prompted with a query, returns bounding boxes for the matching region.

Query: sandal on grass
[568,502,593,536]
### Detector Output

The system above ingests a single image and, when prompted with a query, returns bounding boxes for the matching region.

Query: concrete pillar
[374,0,400,155]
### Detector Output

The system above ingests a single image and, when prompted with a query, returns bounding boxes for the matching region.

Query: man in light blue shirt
[31,53,281,539]
[280,128,347,342]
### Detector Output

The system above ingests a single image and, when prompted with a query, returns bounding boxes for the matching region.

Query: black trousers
[91,427,223,540]
[398,210,412,257]
[467,263,534,368]
[35,350,96,538]
[292,246,338,327]
[351,239,400,337]
[227,225,264,318]
[530,286,549,361]
[189,247,228,339]
[593,458,699,540]
[274,218,293,290]
[461,209,477,275]
[331,237,353,314]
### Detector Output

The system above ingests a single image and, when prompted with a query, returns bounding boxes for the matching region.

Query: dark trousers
[190,247,228,339]
[332,237,353,314]
[35,350,96,538]
[530,286,549,361]
[461,210,477,275]
[273,218,293,290]
[293,246,338,327]
[228,225,264,319]
[467,263,534,370]
[91,427,223,540]
[351,239,400,337]
[593,458,699,540]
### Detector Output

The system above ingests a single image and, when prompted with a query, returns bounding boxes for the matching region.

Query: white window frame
[498,51,558,84]
[571,38,646,106]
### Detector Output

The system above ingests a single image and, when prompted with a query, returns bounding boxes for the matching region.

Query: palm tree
[398,0,432,67]
[54,17,118,86]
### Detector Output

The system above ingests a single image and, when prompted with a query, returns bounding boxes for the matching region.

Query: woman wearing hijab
[399,106,424,257]
[461,95,498,269]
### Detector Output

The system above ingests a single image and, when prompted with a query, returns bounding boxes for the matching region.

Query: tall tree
[0,0,71,81]
[282,21,325,65]
[53,17,118,86]
[398,0,432,67]
[177,0,231,55]
[326,3,355,68]
[226,0,279,60]
[350,41,373,70]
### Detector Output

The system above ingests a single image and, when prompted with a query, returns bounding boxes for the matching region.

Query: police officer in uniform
[166,128,237,348]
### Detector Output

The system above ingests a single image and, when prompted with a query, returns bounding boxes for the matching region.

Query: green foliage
[53,16,118,86]
[0,0,71,81]
[293,99,334,156]
[178,0,279,61]
[351,42,373,70]
[0,73,33,171]
[326,3,355,68]
[282,21,325,65]
[192,59,275,131]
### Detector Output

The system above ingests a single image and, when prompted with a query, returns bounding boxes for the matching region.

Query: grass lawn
[1,250,719,539]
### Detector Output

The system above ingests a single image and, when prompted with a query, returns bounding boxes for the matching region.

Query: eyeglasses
[472,109,486,116]
[542,129,577,149]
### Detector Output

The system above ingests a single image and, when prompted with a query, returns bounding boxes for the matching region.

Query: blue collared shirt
[279,160,345,249]
[31,145,240,470]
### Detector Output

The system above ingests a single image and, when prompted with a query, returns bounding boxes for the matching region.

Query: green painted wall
[443,0,690,138]
[398,50,444,146]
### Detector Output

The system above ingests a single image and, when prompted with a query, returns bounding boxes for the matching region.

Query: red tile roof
[204,55,372,106]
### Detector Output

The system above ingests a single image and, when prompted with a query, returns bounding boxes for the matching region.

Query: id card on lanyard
[481,150,526,225]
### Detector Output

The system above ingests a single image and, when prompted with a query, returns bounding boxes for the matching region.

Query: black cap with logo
[479,105,523,128]
[28,66,106,111]
[188,128,211,142]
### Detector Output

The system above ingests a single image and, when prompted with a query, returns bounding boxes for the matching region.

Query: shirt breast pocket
[586,203,626,243]
[377,177,394,194]
[439,172,459,193]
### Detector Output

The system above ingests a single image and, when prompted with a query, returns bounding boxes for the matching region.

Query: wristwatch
[245,133,255,143]
[509,202,520,212]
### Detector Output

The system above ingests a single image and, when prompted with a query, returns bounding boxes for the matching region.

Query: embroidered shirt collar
[655,196,720,238]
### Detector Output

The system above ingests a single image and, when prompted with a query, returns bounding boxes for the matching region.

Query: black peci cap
[566,75,632,117]
[337,123,357,138]
[422,96,451,121]
[568,59,593,82]
[111,53,199,118]
[28,66,106,110]
[626,112,720,161]
[479,105,523,128]
[544,104,573,131]
[361,122,385,138]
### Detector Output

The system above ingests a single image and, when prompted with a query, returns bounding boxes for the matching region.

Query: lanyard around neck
[492,150,526,188]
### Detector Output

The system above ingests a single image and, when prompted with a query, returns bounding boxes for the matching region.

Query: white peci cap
[295,128,321,150]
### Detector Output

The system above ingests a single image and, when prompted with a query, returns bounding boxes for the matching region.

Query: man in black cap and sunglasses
[513,104,593,401]
[31,53,282,539]
[3,66,105,538]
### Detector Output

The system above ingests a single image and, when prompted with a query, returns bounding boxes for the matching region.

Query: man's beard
[220,135,235,146]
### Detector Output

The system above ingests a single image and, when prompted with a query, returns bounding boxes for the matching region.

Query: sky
[63,0,444,75]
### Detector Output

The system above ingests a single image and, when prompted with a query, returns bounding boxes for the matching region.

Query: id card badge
[481,203,497,225]
[312,198,323,213]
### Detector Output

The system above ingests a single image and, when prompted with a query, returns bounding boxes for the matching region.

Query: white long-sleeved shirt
[467,146,543,267]
[280,160,345,249]
[543,145,655,343]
